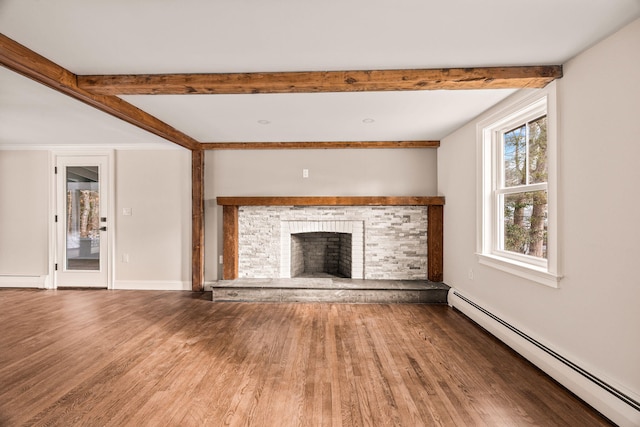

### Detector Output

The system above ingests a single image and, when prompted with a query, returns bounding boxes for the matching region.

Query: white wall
[204,148,438,280]
[0,148,192,289]
[114,149,192,289]
[439,18,640,425]
[205,148,437,197]
[0,151,49,277]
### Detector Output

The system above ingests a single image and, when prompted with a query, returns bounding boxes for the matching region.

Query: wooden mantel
[218,196,444,282]
[217,196,444,207]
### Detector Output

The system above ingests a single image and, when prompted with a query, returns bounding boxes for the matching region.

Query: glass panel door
[56,155,109,288]
[65,166,100,271]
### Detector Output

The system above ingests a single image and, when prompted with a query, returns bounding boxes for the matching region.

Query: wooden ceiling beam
[200,140,440,150]
[77,66,562,95]
[0,33,201,151]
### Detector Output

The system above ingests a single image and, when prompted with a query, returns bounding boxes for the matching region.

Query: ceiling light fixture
[362,118,375,124]
[257,120,271,125]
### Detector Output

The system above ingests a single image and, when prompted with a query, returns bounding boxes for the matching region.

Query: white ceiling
[0,67,173,148]
[1,0,639,147]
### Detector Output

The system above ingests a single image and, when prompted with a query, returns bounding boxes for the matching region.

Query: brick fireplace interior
[290,232,353,278]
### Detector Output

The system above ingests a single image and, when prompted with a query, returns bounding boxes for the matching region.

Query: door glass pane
[66,166,100,270]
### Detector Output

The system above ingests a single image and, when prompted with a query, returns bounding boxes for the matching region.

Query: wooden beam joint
[0,33,200,151]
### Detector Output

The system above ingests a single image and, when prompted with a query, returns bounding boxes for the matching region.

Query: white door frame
[51,150,115,289]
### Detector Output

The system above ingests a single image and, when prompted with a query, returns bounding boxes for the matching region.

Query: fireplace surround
[217,197,444,281]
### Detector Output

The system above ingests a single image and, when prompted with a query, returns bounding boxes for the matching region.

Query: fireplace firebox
[290,232,352,278]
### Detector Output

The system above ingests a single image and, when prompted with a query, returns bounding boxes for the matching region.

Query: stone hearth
[210,278,450,303]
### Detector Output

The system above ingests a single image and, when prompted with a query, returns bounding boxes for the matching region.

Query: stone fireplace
[218,197,444,282]
[237,205,428,280]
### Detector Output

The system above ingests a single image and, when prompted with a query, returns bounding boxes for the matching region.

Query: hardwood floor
[0,289,611,426]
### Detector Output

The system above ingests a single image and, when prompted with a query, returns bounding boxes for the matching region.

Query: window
[477,85,561,287]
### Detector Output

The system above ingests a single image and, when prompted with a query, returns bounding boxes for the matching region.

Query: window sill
[476,253,562,288]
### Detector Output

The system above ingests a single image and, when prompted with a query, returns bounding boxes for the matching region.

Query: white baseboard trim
[113,280,191,291]
[448,288,640,427]
[0,275,47,288]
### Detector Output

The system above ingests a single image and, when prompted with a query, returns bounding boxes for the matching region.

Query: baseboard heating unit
[449,289,640,426]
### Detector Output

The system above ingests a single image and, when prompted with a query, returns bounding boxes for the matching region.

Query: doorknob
[99,226,107,231]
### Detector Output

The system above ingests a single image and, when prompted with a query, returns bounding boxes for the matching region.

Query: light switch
[123,207,132,216]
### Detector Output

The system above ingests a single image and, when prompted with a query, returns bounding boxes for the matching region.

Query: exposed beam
[0,33,200,151]
[78,66,562,95]
[200,141,440,150]
[192,150,205,291]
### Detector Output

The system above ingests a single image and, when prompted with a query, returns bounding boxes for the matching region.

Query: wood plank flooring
[0,289,612,426]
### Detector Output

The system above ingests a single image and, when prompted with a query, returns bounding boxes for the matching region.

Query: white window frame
[477,83,561,288]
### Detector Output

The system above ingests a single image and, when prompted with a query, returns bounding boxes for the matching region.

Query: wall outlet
[468,269,474,280]
[302,169,309,178]
[219,255,223,264]
[122,253,130,263]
